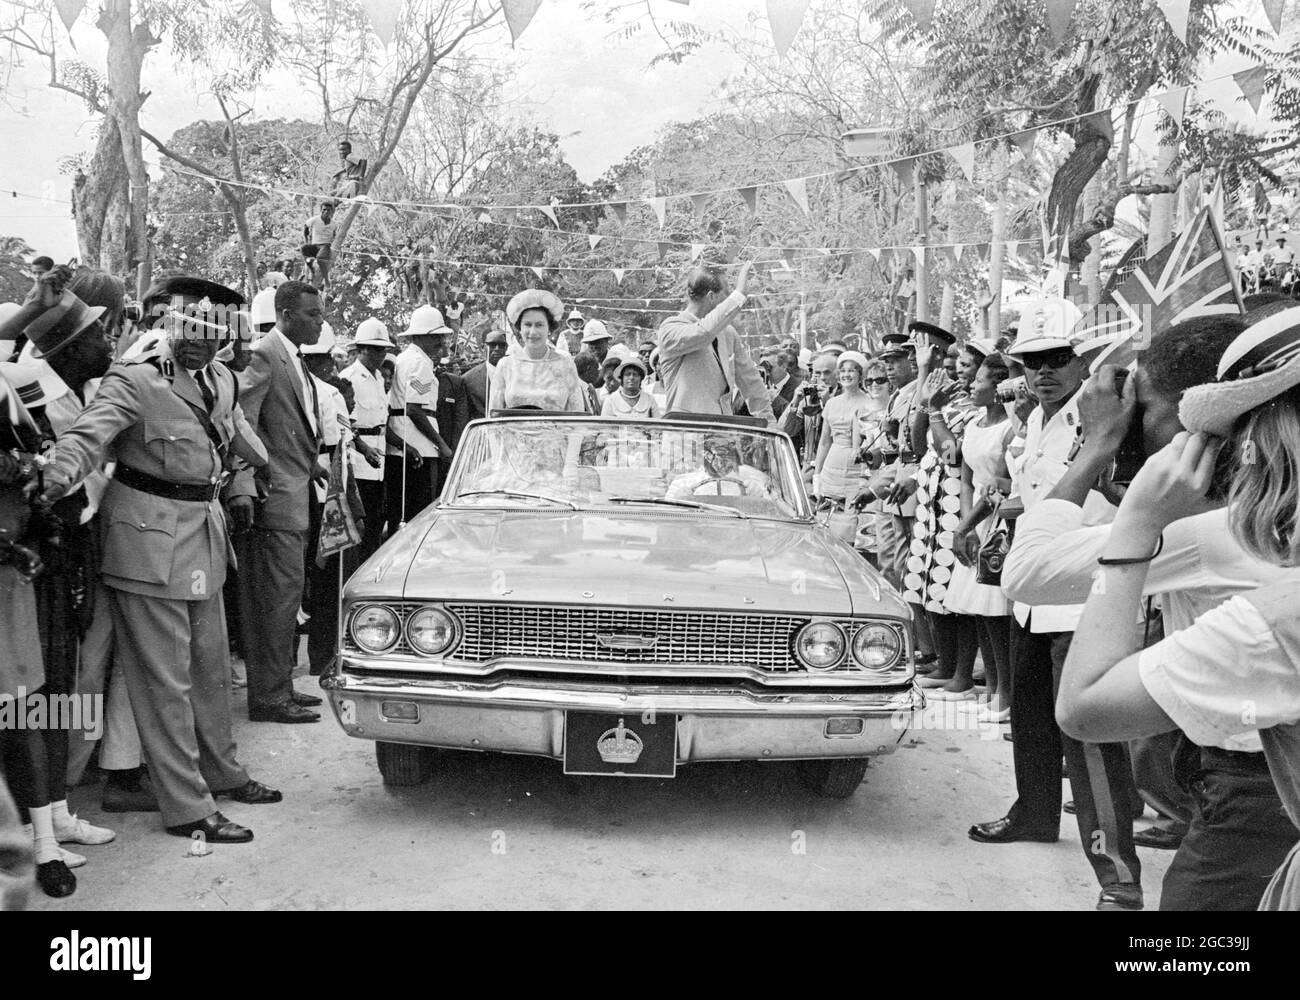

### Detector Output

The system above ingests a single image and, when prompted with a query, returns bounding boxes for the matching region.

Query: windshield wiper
[606,496,745,518]
[454,490,577,510]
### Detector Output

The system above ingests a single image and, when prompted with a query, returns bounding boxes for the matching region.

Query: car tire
[375,741,431,786]
[797,758,869,798]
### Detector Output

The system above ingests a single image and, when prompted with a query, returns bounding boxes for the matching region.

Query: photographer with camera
[968,329,1151,911]
[1004,309,1300,910]
[779,349,839,465]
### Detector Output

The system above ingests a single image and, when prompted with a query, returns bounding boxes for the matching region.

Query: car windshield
[444,418,806,520]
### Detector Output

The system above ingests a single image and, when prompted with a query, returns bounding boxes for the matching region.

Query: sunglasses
[865,376,890,386]
[1021,349,1076,371]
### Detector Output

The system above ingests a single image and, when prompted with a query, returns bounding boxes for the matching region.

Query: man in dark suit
[463,329,507,421]
[765,349,804,419]
[230,280,325,724]
[430,330,469,493]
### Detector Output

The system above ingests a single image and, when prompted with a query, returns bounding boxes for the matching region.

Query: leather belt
[388,408,405,417]
[356,426,385,435]
[115,464,223,503]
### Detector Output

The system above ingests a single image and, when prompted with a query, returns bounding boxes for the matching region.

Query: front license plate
[563,711,677,778]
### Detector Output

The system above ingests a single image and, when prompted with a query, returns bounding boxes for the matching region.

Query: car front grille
[445,603,804,670]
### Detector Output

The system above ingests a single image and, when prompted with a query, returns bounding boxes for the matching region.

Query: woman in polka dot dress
[904,363,981,698]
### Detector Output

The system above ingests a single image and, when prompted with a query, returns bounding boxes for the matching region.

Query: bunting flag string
[1262,0,1285,35]
[738,186,758,213]
[1158,86,1188,132]
[783,176,810,215]
[647,196,667,228]
[1233,66,1270,115]
[900,0,937,33]
[1155,0,1192,44]
[767,0,812,60]
[691,193,710,222]
[588,234,603,250]
[502,0,543,46]
[53,0,85,34]
[1043,0,1077,43]
[360,0,402,48]
[949,142,975,182]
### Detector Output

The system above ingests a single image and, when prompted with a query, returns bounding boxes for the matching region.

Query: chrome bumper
[321,661,922,762]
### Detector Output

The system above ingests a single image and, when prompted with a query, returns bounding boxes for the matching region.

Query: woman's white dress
[943,415,1012,617]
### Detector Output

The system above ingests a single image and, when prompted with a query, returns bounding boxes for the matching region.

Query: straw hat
[1180,306,1300,437]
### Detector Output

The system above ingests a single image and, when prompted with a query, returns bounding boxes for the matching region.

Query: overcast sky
[0,0,1282,262]
[0,0,750,259]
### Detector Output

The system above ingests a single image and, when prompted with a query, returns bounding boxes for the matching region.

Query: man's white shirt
[387,343,440,458]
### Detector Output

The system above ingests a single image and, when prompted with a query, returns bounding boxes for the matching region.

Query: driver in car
[666,435,774,499]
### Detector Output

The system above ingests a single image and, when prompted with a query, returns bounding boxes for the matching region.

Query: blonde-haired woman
[812,351,873,503]
[1059,308,1300,909]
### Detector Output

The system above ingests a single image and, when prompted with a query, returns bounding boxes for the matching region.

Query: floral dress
[902,389,976,615]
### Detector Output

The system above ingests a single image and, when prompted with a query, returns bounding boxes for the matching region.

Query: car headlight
[852,623,901,669]
[406,606,458,656]
[351,605,400,653]
[795,621,846,670]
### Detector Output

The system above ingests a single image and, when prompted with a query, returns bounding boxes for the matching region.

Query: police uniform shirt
[387,343,439,458]
[1008,390,1114,633]
[880,377,919,517]
[341,359,386,482]
[312,374,350,503]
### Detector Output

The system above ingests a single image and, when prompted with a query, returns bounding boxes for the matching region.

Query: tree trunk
[99,0,157,296]
[1147,142,1179,253]
[1079,171,1106,303]
[71,117,131,274]
[1047,77,1112,260]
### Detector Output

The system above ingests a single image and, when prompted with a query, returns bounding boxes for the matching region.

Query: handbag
[976,497,1012,586]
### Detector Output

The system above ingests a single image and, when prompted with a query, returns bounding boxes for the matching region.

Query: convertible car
[322,413,920,798]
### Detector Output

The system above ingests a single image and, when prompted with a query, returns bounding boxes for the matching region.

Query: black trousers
[1160,747,1300,910]
[1007,620,1142,891]
[355,478,385,561]
[383,456,436,536]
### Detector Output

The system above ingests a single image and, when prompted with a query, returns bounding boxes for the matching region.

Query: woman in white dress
[950,352,1015,720]
[489,289,589,413]
[812,351,874,502]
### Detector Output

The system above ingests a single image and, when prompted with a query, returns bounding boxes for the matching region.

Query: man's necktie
[195,368,215,413]
[298,354,320,433]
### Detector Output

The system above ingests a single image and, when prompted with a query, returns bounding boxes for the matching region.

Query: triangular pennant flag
[878,247,895,275]
[949,141,976,182]
[944,246,960,268]
[608,201,627,223]
[766,0,811,60]
[611,268,626,285]
[361,0,402,47]
[690,243,706,261]
[1006,241,1020,262]
[783,177,810,215]
[691,193,710,222]
[890,157,915,190]
[1043,0,1076,42]
[953,243,965,262]
[782,247,797,266]
[899,0,937,32]
[1011,129,1037,159]
[530,266,545,280]
[477,211,492,223]
[657,241,672,260]
[911,246,926,270]
[738,186,758,212]
[1234,66,1270,115]
[647,197,667,228]
[977,243,991,263]
[1155,0,1191,44]
[502,0,543,46]
[53,0,85,33]
[588,234,603,250]
[866,248,881,264]
[537,205,559,228]
[1157,86,1188,132]
[1262,0,1285,35]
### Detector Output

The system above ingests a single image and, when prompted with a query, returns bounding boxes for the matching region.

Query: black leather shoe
[1133,826,1184,851]
[165,811,253,843]
[968,816,1058,844]
[37,859,77,898]
[1097,884,1144,911]
[291,688,323,707]
[214,779,283,805]
[249,701,320,724]
[1063,800,1077,815]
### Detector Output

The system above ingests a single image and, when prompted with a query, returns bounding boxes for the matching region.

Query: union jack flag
[1070,207,1244,372]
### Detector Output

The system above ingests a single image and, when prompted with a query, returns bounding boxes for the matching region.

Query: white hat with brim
[404,305,452,338]
[1005,335,1077,357]
[837,350,871,372]
[964,337,999,359]
[582,319,612,343]
[506,289,564,328]
[0,358,70,409]
[353,318,393,349]
[1180,306,1300,437]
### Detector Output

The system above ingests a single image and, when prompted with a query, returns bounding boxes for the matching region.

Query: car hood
[346,508,904,618]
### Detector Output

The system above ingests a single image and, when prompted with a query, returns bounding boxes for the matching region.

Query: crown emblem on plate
[597,718,644,765]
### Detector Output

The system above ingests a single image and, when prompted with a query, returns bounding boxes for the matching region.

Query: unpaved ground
[32,667,1172,911]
